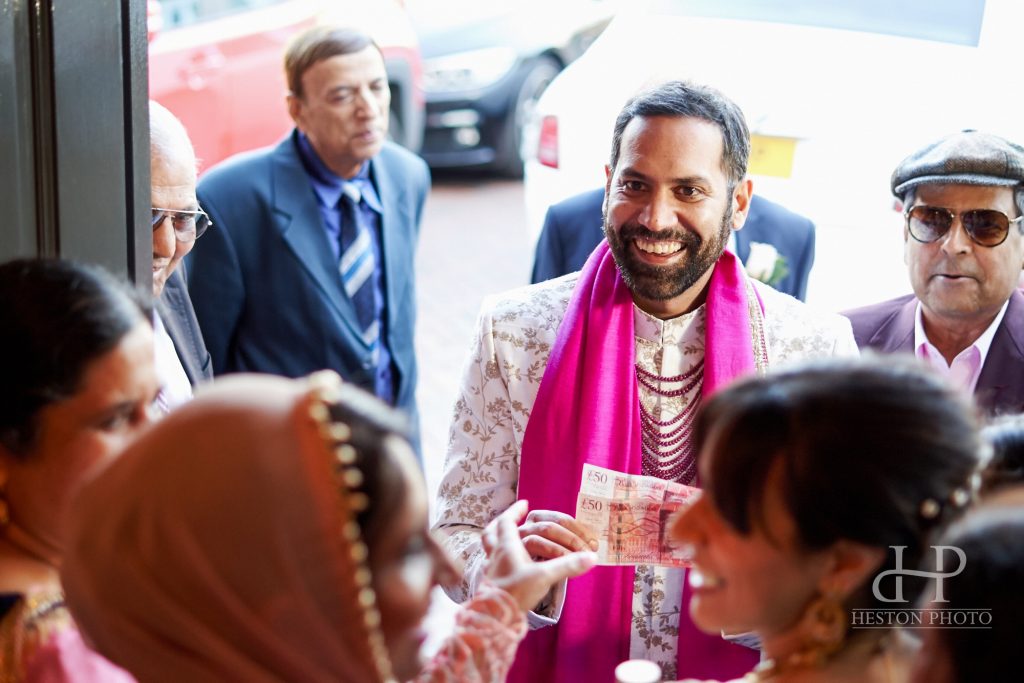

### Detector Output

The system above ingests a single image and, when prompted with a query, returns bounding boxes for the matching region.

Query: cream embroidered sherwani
[433,271,858,680]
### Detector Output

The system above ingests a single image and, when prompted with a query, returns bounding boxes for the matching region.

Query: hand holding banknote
[481,500,598,611]
[508,505,600,561]
[575,464,701,568]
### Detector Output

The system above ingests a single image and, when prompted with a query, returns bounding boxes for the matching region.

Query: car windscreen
[645,0,986,46]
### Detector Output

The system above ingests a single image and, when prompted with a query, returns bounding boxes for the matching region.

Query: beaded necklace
[636,359,704,484]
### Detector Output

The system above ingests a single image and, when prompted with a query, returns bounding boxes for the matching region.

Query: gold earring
[752,591,849,679]
[793,592,847,667]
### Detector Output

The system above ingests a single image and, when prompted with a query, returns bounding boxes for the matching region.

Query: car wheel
[495,55,561,178]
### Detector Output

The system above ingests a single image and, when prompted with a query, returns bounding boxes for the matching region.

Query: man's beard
[604,206,733,303]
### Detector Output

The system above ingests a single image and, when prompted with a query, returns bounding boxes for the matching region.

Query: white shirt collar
[153,312,193,413]
[633,302,705,344]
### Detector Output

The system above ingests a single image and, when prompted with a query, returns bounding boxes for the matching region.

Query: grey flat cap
[891,129,1024,197]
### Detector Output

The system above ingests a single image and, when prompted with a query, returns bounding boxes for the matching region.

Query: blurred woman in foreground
[671,358,981,683]
[62,373,595,682]
[0,258,157,681]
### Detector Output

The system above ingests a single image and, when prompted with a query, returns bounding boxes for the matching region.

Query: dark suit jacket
[157,268,213,386]
[843,290,1024,416]
[188,132,429,430]
[530,188,817,301]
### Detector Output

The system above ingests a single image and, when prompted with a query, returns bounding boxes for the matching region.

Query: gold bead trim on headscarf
[304,370,396,683]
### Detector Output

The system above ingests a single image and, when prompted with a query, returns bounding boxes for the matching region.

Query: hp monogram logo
[872,545,966,604]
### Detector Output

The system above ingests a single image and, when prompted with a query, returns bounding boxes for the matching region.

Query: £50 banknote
[575,463,700,568]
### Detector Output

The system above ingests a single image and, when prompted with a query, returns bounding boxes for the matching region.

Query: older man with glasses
[844,129,1024,415]
[149,100,213,412]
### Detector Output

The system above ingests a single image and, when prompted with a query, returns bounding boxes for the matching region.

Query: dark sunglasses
[152,207,212,241]
[905,205,1024,248]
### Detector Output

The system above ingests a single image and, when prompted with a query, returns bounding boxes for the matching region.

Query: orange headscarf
[61,374,391,683]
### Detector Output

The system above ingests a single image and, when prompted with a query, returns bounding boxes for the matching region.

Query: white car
[522,0,1020,311]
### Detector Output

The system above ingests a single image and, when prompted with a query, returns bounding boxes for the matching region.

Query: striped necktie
[338,184,380,355]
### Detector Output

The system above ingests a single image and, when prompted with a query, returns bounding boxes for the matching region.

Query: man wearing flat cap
[844,129,1024,414]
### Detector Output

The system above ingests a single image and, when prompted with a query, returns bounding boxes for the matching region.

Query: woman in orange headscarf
[62,373,595,683]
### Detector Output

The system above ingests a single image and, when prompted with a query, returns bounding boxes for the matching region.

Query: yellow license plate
[749,135,797,178]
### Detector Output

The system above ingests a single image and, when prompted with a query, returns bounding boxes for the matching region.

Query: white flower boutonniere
[745,242,789,288]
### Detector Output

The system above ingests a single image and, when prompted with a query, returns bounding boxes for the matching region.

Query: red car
[148,0,423,173]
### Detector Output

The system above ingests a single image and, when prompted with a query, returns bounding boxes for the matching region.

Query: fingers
[521,535,574,560]
[518,517,597,554]
[503,499,529,524]
[496,503,524,541]
[540,550,598,584]
[524,509,595,546]
[481,524,496,555]
[492,548,598,612]
[484,504,599,561]
[481,500,530,556]
[489,548,598,611]
[478,504,599,612]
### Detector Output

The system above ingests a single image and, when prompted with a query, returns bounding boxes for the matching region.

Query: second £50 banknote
[575,463,700,568]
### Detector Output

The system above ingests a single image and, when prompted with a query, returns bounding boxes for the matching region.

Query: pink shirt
[914,301,1008,394]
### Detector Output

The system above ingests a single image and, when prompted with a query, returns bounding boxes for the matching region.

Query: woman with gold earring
[0,259,159,682]
[668,357,981,683]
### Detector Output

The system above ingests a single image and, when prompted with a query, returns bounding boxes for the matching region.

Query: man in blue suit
[531,187,815,300]
[188,26,429,450]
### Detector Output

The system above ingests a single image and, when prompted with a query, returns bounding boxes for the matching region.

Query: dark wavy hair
[608,80,750,187]
[0,258,151,455]
[693,355,981,610]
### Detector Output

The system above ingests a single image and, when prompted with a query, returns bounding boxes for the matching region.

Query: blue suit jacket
[530,188,816,300]
[843,290,1024,416]
[188,132,429,435]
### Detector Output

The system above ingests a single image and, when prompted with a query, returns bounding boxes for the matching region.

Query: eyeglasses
[151,207,212,241]
[905,205,1024,247]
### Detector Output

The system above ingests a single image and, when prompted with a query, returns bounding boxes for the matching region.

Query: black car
[410,0,612,177]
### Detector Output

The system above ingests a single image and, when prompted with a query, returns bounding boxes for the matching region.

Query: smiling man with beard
[601,114,735,314]
[434,81,857,683]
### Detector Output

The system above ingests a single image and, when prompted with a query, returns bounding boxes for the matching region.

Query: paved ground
[413,172,535,512]
[413,171,535,637]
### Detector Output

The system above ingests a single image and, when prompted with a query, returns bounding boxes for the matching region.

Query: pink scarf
[511,242,762,682]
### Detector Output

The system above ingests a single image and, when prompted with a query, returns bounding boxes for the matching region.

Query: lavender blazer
[842,290,1024,416]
